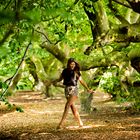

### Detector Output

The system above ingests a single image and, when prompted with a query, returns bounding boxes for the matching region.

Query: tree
[0,0,140,110]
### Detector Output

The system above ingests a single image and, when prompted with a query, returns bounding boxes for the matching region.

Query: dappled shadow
[9,91,45,103]
[0,91,139,140]
[0,105,16,116]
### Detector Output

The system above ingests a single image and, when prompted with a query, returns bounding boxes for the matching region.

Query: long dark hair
[67,58,80,72]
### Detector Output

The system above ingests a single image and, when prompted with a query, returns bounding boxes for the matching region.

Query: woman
[54,58,93,129]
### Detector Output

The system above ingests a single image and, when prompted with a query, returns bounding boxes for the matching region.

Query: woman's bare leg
[70,104,83,127]
[57,95,77,128]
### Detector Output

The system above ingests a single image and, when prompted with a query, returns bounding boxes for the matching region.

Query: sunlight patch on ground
[125,124,140,127]
[21,95,30,98]
[66,124,106,130]
[80,114,89,117]
[93,124,106,127]
[116,126,125,129]
[29,109,62,114]
[66,125,93,130]
[43,97,63,100]
[94,95,111,99]
[102,101,132,107]
[93,90,112,102]
[129,117,140,120]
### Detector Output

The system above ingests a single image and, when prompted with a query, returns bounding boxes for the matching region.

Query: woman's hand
[87,89,94,94]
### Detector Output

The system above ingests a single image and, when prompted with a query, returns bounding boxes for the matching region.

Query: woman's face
[69,62,76,70]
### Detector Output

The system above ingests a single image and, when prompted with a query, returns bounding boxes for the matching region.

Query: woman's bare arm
[79,76,92,92]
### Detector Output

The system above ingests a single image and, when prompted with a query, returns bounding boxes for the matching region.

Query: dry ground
[0,90,139,140]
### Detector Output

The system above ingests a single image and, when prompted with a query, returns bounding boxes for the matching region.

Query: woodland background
[0,0,140,112]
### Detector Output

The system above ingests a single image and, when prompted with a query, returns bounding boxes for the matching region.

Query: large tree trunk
[94,0,109,34]
[5,61,25,96]
[30,56,51,97]
[26,58,39,88]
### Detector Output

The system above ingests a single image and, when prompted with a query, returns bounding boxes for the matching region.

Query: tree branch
[112,0,131,8]
[41,42,67,65]
[0,40,32,99]
[112,0,140,14]
[108,1,130,25]
[35,29,53,44]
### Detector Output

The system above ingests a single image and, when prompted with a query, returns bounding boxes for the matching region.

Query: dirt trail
[0,90,139,140]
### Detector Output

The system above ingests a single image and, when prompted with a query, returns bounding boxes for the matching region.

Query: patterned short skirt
[65,86,78,98]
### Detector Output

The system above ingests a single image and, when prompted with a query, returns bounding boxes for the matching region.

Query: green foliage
[0,46,10,58]
[0,97,13,110]
[16,106,24,112]
[0,81,8,90]
[0,46,21,76]
[129,87,140,111]
[99,71,121,97]
[0,96,24,112]
[28,43,50,59]
[4,99,13,109]
[0,9,15,24]
[17,77,33,90]
[0,0,140,112]
[25,8,41,24]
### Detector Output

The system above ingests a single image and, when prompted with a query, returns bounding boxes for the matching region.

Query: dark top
[62,68,81,86]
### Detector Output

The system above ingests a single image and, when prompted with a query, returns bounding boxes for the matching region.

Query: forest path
[0,90,139,140]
